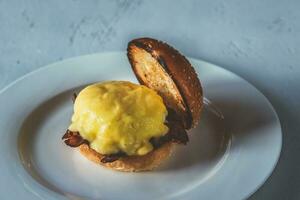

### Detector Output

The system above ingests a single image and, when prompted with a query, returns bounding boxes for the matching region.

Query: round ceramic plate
[0,52,281,200]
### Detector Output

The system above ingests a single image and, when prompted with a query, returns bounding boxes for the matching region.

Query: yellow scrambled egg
[68,81,168,156]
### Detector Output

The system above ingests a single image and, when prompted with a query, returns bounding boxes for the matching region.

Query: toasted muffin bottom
[79,142,174,172]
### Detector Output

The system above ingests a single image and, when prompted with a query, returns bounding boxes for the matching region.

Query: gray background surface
[0,0,299,199]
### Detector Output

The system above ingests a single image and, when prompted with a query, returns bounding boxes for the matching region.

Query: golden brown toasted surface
[127,37,203,129]
[79,142,174,172]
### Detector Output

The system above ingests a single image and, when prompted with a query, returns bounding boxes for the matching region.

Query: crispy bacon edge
[62,130,89,147]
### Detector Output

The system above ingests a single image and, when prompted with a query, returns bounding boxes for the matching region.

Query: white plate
[0,52,281,200]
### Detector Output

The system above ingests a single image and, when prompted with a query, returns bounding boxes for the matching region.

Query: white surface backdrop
[0,0,299,199]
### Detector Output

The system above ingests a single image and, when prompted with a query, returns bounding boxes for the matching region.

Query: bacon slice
[150,107,189,149]
[62,129,77,139]
[101,152,126,163]
[62,130,88,147]
[166,108,189,144]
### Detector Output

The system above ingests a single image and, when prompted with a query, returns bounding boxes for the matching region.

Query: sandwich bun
[72,38,203,171]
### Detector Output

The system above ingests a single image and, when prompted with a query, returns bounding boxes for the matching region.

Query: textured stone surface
[0,0,299,199]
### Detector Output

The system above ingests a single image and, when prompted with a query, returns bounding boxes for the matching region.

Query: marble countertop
[0,0,299,199]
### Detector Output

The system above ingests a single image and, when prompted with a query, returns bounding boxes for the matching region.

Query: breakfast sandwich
[62,38,203,172]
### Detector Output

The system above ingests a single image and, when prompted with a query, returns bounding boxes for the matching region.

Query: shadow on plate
[158,93,276,171]
[18,85,88,197]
